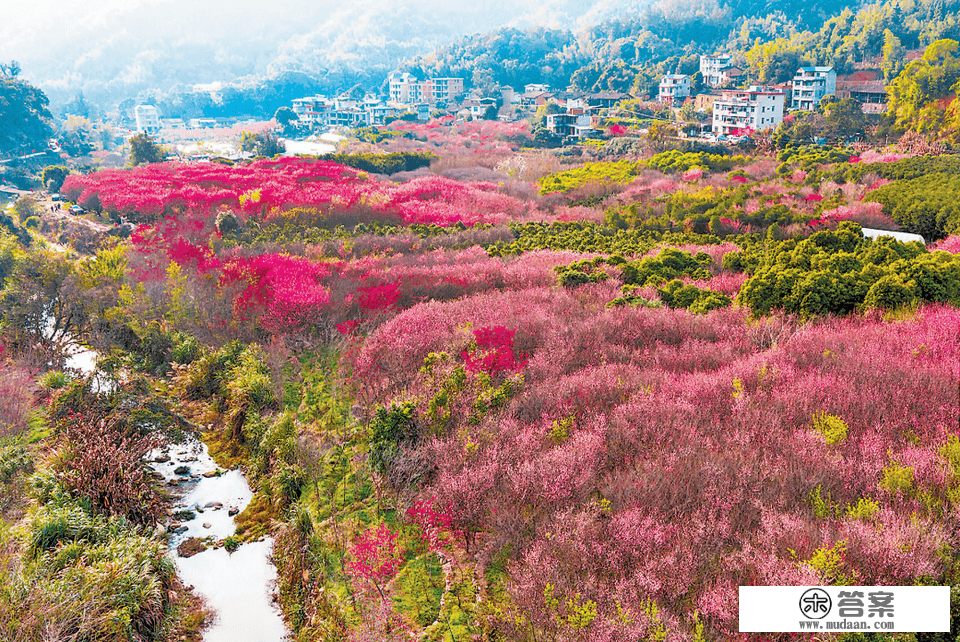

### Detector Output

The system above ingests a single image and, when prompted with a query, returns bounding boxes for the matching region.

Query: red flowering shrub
[345,523,404,599]
[62,157,533,231]
[357,281,401,311]
[462,325,525,374]
[406,498,459,553]
[931,235,960,254]
[219,254,333,333]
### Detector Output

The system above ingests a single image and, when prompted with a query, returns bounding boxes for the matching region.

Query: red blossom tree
[345,523,404,599]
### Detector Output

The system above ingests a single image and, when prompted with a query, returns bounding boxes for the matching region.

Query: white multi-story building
[291,96,400,128]
[546,112,594,139]
[712,86,786,135]
[388,72,463,106]
[134,104,161,134]
[388,72,421,104]
[700,54,734,87]
[658,74,691,106]
[427,77,464,105]
[791,66,837,111]
[292,96,335,126]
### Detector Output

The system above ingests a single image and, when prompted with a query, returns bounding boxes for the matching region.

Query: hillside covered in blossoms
[0,71,959,642]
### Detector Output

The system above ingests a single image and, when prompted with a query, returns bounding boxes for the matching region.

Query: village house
[291,96,400,128]
[134,105,161,135]
[658,74,691,106]
[388,72,464,107]
[836,75,888,114]
[291,96,334,127]
[546,112,594,139]
[700,54,743,87]
[712,86,786,135]
[791,66,837,111]
[587,92,631,109]
[695,93,720,112]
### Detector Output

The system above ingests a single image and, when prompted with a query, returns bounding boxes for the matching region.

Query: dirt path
[39,200,113,234]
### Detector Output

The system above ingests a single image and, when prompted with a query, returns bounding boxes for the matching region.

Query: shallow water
[177,540,288,642]
[151,439,288,641]
[65,330,287,641]
[62,340,115,392]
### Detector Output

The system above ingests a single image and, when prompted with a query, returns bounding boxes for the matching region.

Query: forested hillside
[0,67,53,156]
[404,0,960,94]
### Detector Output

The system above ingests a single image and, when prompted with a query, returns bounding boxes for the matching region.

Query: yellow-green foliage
[732,378,744,400]
[77,245,127,290]
[805,539,857,585]
[201,426,246,469]
[538,160,641,194]
[942,434,960,474]
[942,435,960,507]
[392,554,444,627]
[224,346,277,439]
[565,594,598,628]
[8,500,176,641]
[640,598,668,641]
[227,346,275,411]
[238,188,262,206]
[809,484,839,519]
[37,370,71,391]
[165,261,194,326]
[812,411,849,445]
[692,611,707,642]
[845,497,880,521]
[550,416,573,445]
[471,374,522,425]
[644,149,746,174]
[234,494,277,541]
[423,568,478,642]
[879,462,915,495]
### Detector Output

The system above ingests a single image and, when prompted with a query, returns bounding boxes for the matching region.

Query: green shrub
[224,346,276,441]
[180,341,245,399]
[316,151,436,175]
[369,400,419,476]
[863,274,917,310]
[41,165,70,193]
[776,145,854,174]
[0,441,31,483]
[538,160,641,195]
[879,463,915,495]
[18,498,177,640]
[38,370,71,390]
[169,332,201,364]
[811,411,849,445]
[656,279,732,314]
[866,172,960,239]
[737,222,960,318]
[645,149,745,174]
